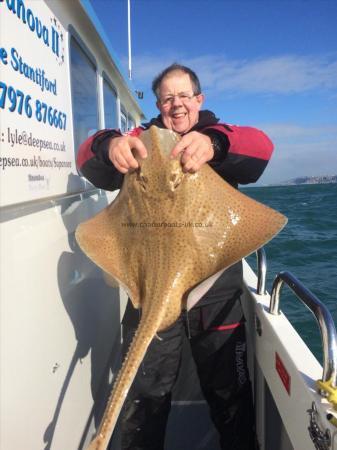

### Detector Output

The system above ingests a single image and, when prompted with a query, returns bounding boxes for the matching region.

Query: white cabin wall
[0,0,143,448]
[0,191,126,449]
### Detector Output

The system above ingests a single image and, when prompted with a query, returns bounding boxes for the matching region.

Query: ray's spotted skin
[76,126,287,450]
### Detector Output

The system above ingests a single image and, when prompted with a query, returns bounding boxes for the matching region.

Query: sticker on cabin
[0,0,74,206]
[275,352,291,395]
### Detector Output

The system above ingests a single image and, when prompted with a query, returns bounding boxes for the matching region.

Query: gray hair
[152,63,201,99]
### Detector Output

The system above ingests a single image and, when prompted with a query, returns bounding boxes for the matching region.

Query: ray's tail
[86,312,163,450]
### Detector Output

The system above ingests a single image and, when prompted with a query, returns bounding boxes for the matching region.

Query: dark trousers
[118,297,255,450]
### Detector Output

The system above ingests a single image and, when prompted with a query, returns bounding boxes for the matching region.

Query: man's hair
[152,63,201,99]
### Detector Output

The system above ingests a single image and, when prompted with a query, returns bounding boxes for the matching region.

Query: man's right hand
[108,136,148,173]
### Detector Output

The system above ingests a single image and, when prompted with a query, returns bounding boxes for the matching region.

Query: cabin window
[121,110,128,133]
[128,114,135,131]
[70,37,99,155]
[103,79,118,129]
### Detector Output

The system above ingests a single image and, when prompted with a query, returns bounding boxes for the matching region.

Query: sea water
[242,183,337,362]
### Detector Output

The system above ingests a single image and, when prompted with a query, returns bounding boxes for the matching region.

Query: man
[77,64,274,450]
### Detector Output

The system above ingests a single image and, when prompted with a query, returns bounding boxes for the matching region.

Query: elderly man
[77,64,273,450]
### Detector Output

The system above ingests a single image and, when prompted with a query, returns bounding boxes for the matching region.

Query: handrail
[256,247,267,295]
[0,188,103,224]
[269,271,337,386]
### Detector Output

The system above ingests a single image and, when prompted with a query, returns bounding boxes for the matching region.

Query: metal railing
[256,247,267,295]
[269,271,337,386]
[0,187,103,224]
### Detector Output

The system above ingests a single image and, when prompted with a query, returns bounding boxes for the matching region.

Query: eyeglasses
[158,92,200,107]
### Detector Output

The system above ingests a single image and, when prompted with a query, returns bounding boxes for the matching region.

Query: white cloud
[128,53,337,184]
[132,53,337,96]
[256,124,337,185]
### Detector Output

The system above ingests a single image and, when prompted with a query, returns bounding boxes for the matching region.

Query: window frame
[68,27,100,159]
[102,74,119,130]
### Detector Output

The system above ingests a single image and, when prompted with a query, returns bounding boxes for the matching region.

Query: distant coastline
[269,175,337,187]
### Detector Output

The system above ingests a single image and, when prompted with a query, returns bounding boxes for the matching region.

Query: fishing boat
[1,1,336,449]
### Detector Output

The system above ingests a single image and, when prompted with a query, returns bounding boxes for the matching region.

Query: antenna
[127,0,132,80]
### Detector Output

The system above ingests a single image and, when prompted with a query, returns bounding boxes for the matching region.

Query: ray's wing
[76,126,287,311]
[191,164,287,274]
[75,198,141,309]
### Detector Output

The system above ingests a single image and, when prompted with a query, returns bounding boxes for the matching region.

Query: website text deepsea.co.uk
[0,127,70,170]
[0,154,72,170]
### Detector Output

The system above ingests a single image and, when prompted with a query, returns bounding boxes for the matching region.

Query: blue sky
[90,0,337,185]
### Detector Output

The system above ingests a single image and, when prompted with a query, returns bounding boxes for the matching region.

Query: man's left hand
[170,131,214,173]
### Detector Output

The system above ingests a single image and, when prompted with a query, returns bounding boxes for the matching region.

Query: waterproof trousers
[116,297,255,450]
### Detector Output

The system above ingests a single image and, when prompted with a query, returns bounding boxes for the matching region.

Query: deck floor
[108,334,221,450]
[166,335,221,450]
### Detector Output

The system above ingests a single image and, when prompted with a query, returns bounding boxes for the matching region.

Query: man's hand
[170,131,214,173]
[108,136,148,173]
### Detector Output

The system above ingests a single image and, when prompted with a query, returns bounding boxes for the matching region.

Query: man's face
[156,71,204,134]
